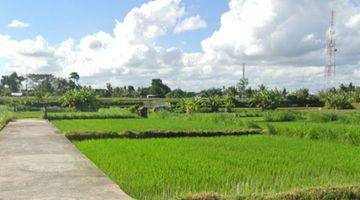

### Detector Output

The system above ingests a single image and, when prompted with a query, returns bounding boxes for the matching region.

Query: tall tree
[52,78,70,95]
[105,83,113,97]
[69,72,80,89]
[69,72,80,83]
[1,72,25,92]
[26,74,55,94]
[149,79,171,98]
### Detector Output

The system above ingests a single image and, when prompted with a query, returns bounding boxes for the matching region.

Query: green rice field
[72,135,360,199]
[52,113,254,133]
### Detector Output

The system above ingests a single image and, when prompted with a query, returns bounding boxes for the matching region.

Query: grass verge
[0,111,13,130]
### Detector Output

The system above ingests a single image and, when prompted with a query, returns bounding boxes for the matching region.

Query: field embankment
[185,185,360,200]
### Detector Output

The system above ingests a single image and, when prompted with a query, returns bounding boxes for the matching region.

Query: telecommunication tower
[326,10,337,88]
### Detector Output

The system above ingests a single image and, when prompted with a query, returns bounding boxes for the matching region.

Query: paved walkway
[0,119,132,200]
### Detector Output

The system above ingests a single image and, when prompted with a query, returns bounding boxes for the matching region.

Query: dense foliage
[321,91,353,109]
[1,71,359,110]
[62,88,98,111]
[250,89,285,110]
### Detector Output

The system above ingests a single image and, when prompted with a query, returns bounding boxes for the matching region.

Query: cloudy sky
[0,0,359,91]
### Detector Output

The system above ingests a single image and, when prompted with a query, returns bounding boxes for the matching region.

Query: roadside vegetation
[0,106,13,130]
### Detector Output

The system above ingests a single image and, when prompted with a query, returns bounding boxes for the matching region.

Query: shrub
[263,110,301,122]
[0,110,13,130]
[62,88,98,111]
[306,112,339,123]
[204,96,223,112]
[323,91,353,109]
[250,89,285,110]
[184,98,201,114]
[224,96,237,112]
[128,105,140,114]
[265,124,277,135]
[338,112,360,124]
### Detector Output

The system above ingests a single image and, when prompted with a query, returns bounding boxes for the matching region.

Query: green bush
[184,98,201,114]
[263,110,302,122]
[306,112,339,123]
[62,88,98,111]
[128,105,140,114]
[201,96,223,112]
[0,110,13,130]
[224,96,236,112]
[250,90,285,110]
[338,112,360,124]
[323,91,353,109]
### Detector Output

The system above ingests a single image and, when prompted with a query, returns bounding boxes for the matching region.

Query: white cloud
[1,0,186,85]
[0,0,359,91]
[174,15,207,34]
[346,13,360,30]
[8,19,29,28]
[195,0,360,90]
[354,70,360,78]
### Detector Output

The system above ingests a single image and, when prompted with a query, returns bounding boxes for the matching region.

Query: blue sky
[0,0,359,91]
[0,0,228,52]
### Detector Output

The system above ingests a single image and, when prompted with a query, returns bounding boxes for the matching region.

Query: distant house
[10,92,23,97]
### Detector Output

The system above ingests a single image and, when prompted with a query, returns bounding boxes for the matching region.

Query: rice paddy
[72,135,360,199]
[4,106,359,199]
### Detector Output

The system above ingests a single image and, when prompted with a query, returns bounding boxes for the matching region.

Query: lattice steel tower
[326,10,336,88]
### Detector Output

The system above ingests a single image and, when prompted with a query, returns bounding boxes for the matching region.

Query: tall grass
[265,122,360,145]
[263,110,303,122]
[305,112,339,123]
[304,111,360,124]
[0,107,13,130]
[72,136,360,199]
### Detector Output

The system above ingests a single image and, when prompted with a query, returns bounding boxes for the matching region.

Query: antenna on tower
[326,9,336,88]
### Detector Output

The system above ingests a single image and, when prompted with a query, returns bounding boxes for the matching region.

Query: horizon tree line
[0,72,359,105]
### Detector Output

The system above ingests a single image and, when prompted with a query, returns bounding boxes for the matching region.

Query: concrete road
[0,119,132,200]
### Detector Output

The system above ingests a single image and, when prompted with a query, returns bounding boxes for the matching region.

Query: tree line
[1,72,359,110]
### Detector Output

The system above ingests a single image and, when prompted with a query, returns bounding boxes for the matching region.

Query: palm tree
[69,72,80,84]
